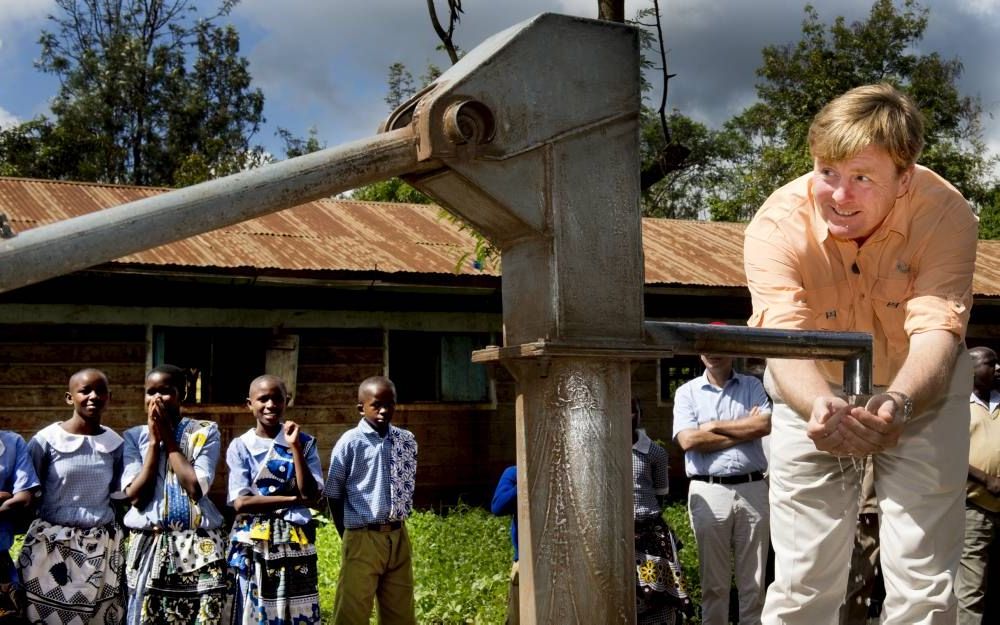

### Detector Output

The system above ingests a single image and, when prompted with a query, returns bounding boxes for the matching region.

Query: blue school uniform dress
[18,423,126,624]
[0,430,39,619]
[121,418,229,625]
[226,429,323,625]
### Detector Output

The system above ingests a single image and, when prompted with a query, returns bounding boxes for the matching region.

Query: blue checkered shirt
[323,419,417,529]
[632,429,669,521]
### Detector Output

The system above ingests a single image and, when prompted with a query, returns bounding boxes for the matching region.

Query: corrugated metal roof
[641,218,747,287]
[2,176,999,295]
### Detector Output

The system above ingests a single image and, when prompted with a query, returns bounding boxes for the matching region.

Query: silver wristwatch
[885,391,913,424]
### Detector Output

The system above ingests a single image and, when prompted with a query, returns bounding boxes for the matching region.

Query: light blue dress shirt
[672,371,772,477]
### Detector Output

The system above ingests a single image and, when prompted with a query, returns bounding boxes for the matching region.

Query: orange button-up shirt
[744,166,978,387]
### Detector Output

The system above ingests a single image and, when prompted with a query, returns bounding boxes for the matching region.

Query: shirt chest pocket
[871,277,911,349]
[804,283,847,331]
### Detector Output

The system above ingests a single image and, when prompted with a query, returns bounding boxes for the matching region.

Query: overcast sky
[1,0,998,165]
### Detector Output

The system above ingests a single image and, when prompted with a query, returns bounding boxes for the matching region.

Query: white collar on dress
[37,422,123,453]
[239,427,291,454]
[632,428,652,454]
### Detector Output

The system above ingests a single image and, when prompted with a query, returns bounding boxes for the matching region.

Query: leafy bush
[664,501,701,609]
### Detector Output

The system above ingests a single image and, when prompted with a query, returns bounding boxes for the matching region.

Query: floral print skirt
[635,517,693,624]
[125,527,230,625]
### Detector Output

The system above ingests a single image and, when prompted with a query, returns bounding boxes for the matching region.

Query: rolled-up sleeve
[745,222,811,330]
[903,212,977,338]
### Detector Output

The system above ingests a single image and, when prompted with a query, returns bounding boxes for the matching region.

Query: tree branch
[426,0,462,65]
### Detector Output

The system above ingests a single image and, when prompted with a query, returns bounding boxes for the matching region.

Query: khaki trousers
[762,355,971,625]
[688,478,770,625]
[955,502,1000,625]
[334,526,416,625]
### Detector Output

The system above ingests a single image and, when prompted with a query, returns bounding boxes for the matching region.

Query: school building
[3,176,1000,507]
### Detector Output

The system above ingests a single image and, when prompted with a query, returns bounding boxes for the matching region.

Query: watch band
[885,391,913,424]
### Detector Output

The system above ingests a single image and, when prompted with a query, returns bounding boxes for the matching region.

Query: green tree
[351,178,430,204]
[979,185,1000,240]
[276,126,324,159]
[701,0,996,221]
[385,62,417,109]
[0,0,264,187]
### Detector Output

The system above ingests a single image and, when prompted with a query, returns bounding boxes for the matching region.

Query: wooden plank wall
[1,323,148,442]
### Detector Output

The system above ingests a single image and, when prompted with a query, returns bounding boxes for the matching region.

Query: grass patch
[316,504,512,623]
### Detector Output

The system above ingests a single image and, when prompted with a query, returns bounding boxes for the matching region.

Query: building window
[388,331,492,403]
[153,327,268,404]
[658,355,704,404]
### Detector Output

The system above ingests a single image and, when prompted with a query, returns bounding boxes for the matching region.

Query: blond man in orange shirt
[744,83,977,625]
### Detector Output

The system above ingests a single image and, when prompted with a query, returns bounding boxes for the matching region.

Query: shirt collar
[970,390,1000,412]
[38,422,123,453]
[698,370,737,390]
[358,417,390,438]
[632,428,652,454]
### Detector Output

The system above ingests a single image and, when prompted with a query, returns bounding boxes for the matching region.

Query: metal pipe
[0,127,437,294]
[644,321,873,396]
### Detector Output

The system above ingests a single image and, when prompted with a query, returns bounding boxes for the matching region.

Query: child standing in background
[0,429,39,621]
[226,374,322,624]
[632,399,691,624]
[323,376,418,625]
[122,364,229,625]
[18,368,126,624]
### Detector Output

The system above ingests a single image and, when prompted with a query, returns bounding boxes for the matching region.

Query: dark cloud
[1,1,995,159]
[233,0,999,157]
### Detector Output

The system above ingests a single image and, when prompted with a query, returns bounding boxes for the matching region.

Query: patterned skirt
[635,517,692,624]
[16,519,125,625]
[125,527,230,625]
[227,515,320,625]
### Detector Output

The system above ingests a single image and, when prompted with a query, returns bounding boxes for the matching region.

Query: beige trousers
[334,526,416,625]
[762,354,971,625]
[688,479,770,625]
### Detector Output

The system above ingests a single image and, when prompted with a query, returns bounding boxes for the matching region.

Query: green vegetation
[316,504,513,623]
